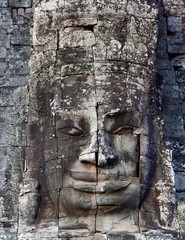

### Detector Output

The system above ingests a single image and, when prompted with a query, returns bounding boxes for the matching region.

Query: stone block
[167,17,182,33]
[168,32,185,46]
[0,123,26,146]
[93,19,128,61]
[35,223,58,239]
[162,104,182,115]
[44,139,58,162]
[94,61,127,81]
[168,44,185,54]
[182,101,185,114]
[42,159,63,191]
[0,86,29,107]
[12,9,17,18]
[93,233,107,240]
[0,232,17,240]
[9,0,31,8]
[179,84,185,99]
[18,8,24,16]
[96,209,139,233]
[63,0,97,27]
[97,0,127,18]
[59,187,97,217]
[61,74,96,108]
[19,192,40,223]
[107,232,138,240]
[61,63,94,77]
[0,76,29,87]
[62,159,96,188]
[0,47,7,59]
[59,215,95,238]
[9,59,29,76]
[158,15,167,38]
[37,191,59,220]
[175,172,185,191]
[18,231,36,239]
[140,157,156,186]
[11,29,30,46]
[157,70,176,84]
[163,116,184,135]
[59,27,95,49]
[176,192,185,201]
[0,9,11,26]
[56,47,93,66]
[0,62,7,77]
[144,230,175,240]
[58,137,82,159]
[155,58,171,70]
[156,39,167,58]
[176,68,185,83]
[3,106,28,124]
[25,8,33,14]
[162,84,181,105]
[0,0,8,7]
[140,211,166,231]
[9,45,30,62]
[127,0,158,19]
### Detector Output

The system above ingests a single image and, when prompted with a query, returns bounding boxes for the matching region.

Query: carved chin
[59,178,140,216]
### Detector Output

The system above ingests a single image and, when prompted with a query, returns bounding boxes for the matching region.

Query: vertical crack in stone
[94,1,98,229]
[57,29,60,50]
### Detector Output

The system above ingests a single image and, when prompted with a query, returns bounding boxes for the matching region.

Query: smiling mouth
[72,180,131,193]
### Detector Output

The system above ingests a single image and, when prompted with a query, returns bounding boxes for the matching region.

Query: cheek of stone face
[108,132,139,177]
[58,136,89,159]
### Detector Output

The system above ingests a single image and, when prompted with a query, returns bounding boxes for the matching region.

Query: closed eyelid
[56,114,90,138]
[58,125,84,136]
[104,112,135,132]
[106,125,133,134]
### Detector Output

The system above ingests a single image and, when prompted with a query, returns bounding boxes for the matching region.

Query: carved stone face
[56,108,140,209]
[30,0,158,235]
[46,63,146,233]
[53,86,142,233]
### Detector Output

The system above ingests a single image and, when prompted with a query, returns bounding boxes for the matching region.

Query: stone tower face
[3,0,185,239]
[26,0,159,237]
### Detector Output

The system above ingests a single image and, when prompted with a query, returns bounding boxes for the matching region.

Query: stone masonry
[0,0,185,240]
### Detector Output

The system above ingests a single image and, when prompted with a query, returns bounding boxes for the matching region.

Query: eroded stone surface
[1,0,185,239]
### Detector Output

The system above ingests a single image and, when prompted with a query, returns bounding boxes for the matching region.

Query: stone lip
[72,180,132,193]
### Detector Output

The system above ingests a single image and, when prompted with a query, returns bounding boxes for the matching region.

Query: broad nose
[79,133,98,165]
[79,130,118,167]
[98,130,118,167]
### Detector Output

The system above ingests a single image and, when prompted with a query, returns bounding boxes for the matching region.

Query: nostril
[106,155,118,167]
[98,151,118,168]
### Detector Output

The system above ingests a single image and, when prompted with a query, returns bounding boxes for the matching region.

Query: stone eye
[58,126,84,136]
[109,126,133,135]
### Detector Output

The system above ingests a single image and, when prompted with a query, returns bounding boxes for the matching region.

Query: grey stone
[1,0,185,238]
[0,0,8,7]
[175,172,185,191]
[0,9,11,26]
[11,29,30,46]
[107,232,137,240]
[162,84,181,105]
[9,0,32,8]
[167,17,182,33]
[43,159,63,191]
[175,68,185,83]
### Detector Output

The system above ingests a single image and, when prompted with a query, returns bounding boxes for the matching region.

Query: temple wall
[0,0,35,238]
[0,0,185,239]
